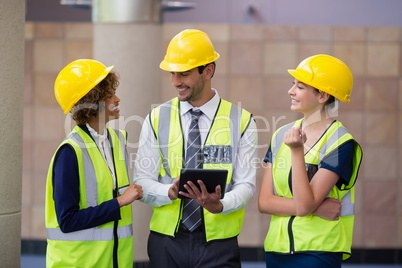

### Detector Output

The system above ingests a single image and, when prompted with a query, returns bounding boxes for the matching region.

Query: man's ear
[203,64,215,79]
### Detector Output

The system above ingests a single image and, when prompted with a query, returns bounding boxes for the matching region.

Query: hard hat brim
[159,52,220,72]
[288,69,304,83]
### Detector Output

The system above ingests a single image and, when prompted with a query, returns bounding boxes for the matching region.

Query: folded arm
[258,163,341,220]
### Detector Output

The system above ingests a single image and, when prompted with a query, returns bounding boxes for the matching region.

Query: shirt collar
[86,123,107,144]
[180,88,220,121]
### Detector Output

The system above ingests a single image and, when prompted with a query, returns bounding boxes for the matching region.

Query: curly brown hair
[71,71,120,125]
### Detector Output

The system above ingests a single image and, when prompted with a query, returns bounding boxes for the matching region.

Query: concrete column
[0,0,25,267]
[93,1,162,261]
[94,23,162,262]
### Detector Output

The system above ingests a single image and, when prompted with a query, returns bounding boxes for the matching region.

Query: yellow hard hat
[288,54,353,103]
[160,29,220,72]
[54,59,114,114]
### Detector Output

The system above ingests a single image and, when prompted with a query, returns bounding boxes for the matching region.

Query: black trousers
[147,228,241,268]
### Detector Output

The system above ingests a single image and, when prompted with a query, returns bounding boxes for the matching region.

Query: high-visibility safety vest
[265,119,362,261]
[45,125,133,268]
[149,97,252,242]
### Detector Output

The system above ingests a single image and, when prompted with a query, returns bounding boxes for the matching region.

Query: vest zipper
[113,221,119,268]
[112,181,119,268]
[112,184,119,268]
[110,130,119,268]
[112,182,119,268]
[288,216,295,254]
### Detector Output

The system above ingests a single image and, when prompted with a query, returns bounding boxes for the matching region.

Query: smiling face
[169,64,214,107]
[288,79,324,116]
[104,91,121,121]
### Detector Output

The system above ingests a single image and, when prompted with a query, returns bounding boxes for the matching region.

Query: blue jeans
[265,252,342,268]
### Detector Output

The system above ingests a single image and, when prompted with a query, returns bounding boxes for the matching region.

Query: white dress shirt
[86,124,117,189]
[133,89,258,214]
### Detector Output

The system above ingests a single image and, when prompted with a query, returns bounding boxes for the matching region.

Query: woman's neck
[302,108,333,131]
[301,110,334,152]
[88,116,106,135]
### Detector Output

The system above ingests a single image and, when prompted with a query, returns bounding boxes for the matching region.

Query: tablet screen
[178,169,228,199]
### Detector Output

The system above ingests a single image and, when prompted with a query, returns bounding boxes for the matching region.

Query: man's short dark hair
[197,62,216,78]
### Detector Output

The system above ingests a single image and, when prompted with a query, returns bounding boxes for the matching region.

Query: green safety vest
[264,119,362,261]
[149,97,252,242]
[45,126,133,268]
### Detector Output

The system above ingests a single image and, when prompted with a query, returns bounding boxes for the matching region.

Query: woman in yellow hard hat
[258,54,362,267]
[45,59,143,267]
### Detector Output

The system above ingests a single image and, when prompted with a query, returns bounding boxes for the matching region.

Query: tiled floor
[21,255,45,267]
[21,255,402,268]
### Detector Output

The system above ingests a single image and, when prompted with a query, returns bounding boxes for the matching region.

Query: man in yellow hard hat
[134,29,258,267]
[45,59,143,267]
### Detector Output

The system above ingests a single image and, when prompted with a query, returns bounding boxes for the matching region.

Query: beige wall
[23,22,402,257]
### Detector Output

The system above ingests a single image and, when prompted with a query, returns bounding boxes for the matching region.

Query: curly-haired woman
[45,59,142,268]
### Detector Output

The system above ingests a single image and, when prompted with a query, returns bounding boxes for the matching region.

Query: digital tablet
[178,169,228,199]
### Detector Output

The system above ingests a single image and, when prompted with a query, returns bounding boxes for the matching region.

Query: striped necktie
[182,109,203,232]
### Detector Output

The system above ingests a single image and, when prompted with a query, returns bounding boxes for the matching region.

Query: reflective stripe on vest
[77,132,98,207]
[114,129,130,175]
[271,122,293,196]
[46,224,133,241]
[229,102,241,163]
[340,190,353,217]
[318,126,349,164]
[158,100,174,182]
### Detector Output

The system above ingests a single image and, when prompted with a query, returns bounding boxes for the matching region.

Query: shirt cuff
[219,199,229,215]
[162,183,174,203]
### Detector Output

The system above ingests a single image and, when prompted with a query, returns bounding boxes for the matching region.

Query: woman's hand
[312,198,342,220]
[117,184,143,207]
[284,126,306,149]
